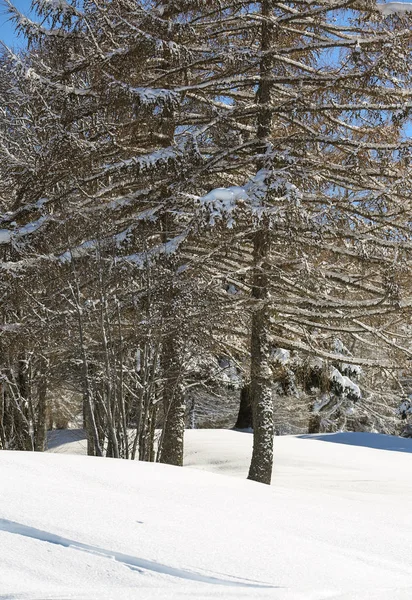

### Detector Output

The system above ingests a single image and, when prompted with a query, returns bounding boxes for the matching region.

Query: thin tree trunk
[70,268,103,457]
[98,261,119,459]
[148,402,158,463]
[34,358,48,451]
[0,384,6,450]
[116,299,128,458]
[248,225,274,484]
[248,0,275,485]
[15,359,34,451]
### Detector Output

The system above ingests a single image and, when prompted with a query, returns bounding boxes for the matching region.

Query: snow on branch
[95,145,183,181]
[330,367,361,401]
[201,185,249,228]
[269,332,393,368]
[378,2,412,15]
[200,167,302,228]
[105,76,178,107]
[122,233,188,269]
[2,0,78,41]
[0,216,48,247]
[58,240,97,264]
[4,49,95,97]
[36,0,77,13]
[272,348,291,365]
[57,208,161,263]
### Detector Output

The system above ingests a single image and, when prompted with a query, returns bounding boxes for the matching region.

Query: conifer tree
[1,0,412,484]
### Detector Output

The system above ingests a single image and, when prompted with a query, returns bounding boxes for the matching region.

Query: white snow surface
[2,430,412,599]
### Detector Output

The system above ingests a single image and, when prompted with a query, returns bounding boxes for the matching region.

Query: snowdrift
[1,430,412,599]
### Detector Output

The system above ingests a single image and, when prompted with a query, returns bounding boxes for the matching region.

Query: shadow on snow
[47,429,87,450]
[0,519,277,589]
[298,432,412,454]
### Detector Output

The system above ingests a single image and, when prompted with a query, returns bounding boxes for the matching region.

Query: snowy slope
[1,431,412,599]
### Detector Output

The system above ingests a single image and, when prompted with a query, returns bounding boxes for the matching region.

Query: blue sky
[0,0,33,47]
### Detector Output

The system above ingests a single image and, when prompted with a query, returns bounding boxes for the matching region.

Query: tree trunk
[159,332,185,466]
[70,269,103,458]
[0,384,6,450]
[247,0,275,485]
[158,204,185,466]
[160,387,185,465]
[34,359,48,451]
[148,403,158,463]
[308,410,321,434]
[235,384,253,429]
[248,225,274,484]
[16,359,34,451]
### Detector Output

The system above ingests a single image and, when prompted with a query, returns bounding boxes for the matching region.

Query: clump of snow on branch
[398,398,412,418]
[330,367,361,401]
[200,167,302,228]
[272,348,291,365]
[201,185,249,228]
[24,68,40,81]
[107,78,178,107]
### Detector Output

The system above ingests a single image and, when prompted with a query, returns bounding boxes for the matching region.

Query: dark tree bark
[34,359,48,451]
[159,329,185,466]
[154,98,187,466]
[160,389,185,466]
[235,384,253,429]
[16,358,34,451]
[247,0,275,485]
[248,225,274,484]
[308,413,321,434]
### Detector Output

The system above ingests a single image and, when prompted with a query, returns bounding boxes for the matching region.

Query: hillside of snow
[2,430,412,599]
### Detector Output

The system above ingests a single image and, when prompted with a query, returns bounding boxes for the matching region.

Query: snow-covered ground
[2,430,412,599]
